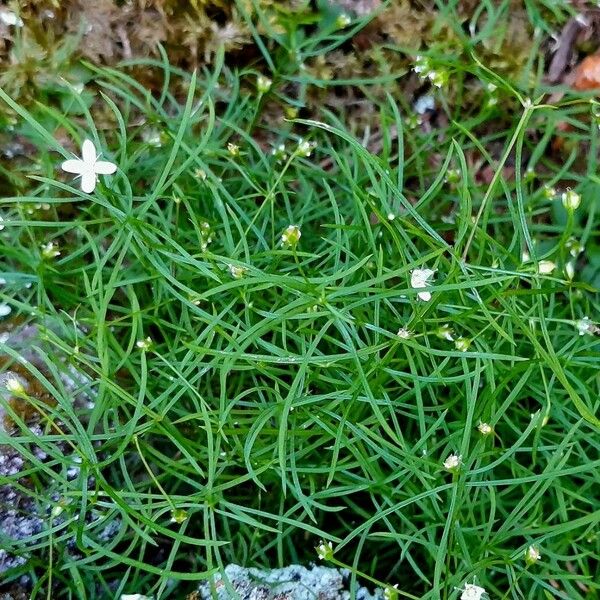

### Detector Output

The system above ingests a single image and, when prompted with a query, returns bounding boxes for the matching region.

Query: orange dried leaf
[572,54,600,91]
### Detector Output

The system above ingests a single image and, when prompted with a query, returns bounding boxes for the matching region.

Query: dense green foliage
[1,2,599,599]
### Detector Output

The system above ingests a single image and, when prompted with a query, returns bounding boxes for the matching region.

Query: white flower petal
[417,290,432,302]
[410,268,435,289]
[81,139,97,164]
[94,160,117,175]
[61,159,85,174]
[80,171,97,194]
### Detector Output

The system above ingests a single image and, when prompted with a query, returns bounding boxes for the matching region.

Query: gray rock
[197,564,384,600]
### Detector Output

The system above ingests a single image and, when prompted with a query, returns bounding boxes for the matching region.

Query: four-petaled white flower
[61,139,117,194]
[397,327,412,339]
[460,583,487,600]
[410,268,435,301]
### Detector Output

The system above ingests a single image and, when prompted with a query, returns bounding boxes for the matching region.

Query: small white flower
[383,584,399,600]
[562,189,581,210]
[227,142,240,157]
[0,215,4,230]
[576,317,598,336]
[537,260,556,275]
[387,212,396,221]
[41,241,61,260]
[459,583,487,600]
[336,13,351,28]
[413,55,429,74]
[486,95,498,108]
[566,237,584,258]
[272,143,287,161]
[542,185,556,200]
[436,324,454,341]
[199,221,213,251]
[170,508,188,524]
[297,139,316,157]
[454,337,471,352]
[61,139,117,194]
[256,75,272,94]
[228,264,247,279]
[443,453,462,472]
[428,70,448,88]
[5,376,26,395]
[410,268,435,302]
[136,336,153,351]
[316,540,334,560]
[396,327,412,339]
[477,422,493,436]
[525,545,541,564]
[0,10,24,27]
[0,303,11,317]
[281,225,301,247]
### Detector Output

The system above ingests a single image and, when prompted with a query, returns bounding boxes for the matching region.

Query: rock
[196,564,384,600]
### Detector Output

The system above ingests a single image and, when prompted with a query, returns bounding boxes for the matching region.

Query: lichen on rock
[196,564,384,600]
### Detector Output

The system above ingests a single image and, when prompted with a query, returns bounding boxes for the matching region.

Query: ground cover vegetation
[0,1,599,598]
